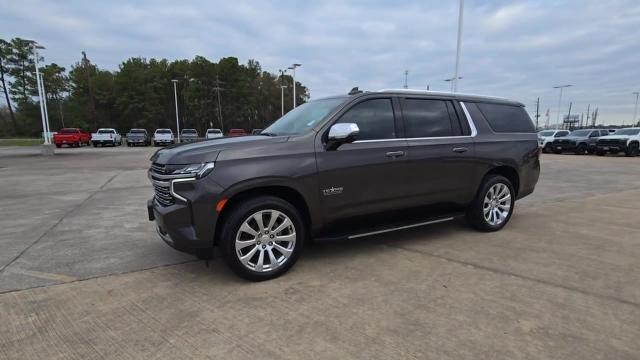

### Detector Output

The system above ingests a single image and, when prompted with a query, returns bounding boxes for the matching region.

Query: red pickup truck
[53,128,91,148]
[227,128,247,137]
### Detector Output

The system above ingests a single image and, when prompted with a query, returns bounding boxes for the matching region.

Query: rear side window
[476,103,535,133]
[337,98,396,140]
[600,130,609,136]
[556,131,569,137]
[401,99,453,138]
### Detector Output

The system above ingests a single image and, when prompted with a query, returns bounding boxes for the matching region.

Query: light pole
[30,43,50,144]
[633,92,639,126]
[553,85,572,128]
[280,86,288,117]
[171,80,180,142]
[288,63,301,108]
[453,0,465,92]
[444,77,462,92]
[39,73,51,141]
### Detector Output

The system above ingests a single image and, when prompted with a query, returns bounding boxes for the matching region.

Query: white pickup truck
[91,128,122,147]
[153,128,175,146]
[595,128,640,157]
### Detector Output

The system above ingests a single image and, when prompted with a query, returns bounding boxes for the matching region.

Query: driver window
[337,99,396,141]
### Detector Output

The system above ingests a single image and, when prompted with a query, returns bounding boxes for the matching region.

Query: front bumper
[551,141,577,151]
[147,176,225,254]
[596,143,628,153]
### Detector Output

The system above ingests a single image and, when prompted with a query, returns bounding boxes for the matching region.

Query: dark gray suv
[147,90,540,280]
[551,129,609,154]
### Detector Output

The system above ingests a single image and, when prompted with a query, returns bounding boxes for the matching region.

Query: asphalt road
[0,145,639,359]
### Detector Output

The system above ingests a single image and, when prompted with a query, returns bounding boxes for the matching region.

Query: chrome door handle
[385,151,405,158]
[452,147,468,153]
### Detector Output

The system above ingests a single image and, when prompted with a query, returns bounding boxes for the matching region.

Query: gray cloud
[2,0,639,125]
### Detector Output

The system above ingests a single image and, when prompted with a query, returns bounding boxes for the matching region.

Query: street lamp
[27,41,51,144]
[453,0,465,92]
[632,92,639,127]
[171,79,180,142]
[288,63,301,108]
[444,77,462,92]
[553,85,572,128]
[278,69,287,116]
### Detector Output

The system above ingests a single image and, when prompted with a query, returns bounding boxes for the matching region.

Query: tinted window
[337,98,395,140]
[156,129,172,134]
[600,130,609,136]
[97,129,115,134]
[539,131,555,136]
[182,129,197,134]
[556,131,569,137]
[402,99,453,138]
[476,103,535,133]
[130,129,146,134]
[60,128,78,134]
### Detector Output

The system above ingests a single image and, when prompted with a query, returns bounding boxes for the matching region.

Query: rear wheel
[466,175,515,232]
[219,196,305,281]
[626,142,639,157]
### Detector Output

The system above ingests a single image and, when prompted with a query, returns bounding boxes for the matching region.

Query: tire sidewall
[220,196,306,281]
[468,175,515,232]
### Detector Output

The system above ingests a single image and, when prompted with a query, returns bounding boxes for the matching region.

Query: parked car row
[51,127,263,149]
[539,128,640,157]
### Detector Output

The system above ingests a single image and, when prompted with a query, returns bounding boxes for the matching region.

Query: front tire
[219,196,305,281]
[575,143,587,155]
[543,143,552,153]
[625,142,639,157]
[466,175,515,232]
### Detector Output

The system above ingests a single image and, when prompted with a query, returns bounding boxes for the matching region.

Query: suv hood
[599,135,632,140]
[557,136,587,141]
[151,135,289,164]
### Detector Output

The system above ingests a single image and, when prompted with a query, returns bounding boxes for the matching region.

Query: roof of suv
[316,89,524,107]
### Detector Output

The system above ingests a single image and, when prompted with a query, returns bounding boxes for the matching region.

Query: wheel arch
[214,184,312,245]
[484,165,520,197]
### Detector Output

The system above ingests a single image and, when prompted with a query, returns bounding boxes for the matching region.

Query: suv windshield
[569,130,591,136]
[614,128,640,135]
[263,98,346,135]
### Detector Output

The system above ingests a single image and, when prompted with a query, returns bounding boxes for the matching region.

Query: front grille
[149,163,174,206]
[553,139,574,145]
[598,139,625,145]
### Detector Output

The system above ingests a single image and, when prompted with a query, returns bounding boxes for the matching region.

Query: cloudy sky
[2,0,640,125]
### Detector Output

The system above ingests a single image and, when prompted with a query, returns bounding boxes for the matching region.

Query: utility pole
[403,70,408,89]
[278,69,287,117]
[632,92,639,126]
[81,52,97,131]
[212,75,225,132]
[33,47,48,144]
[535,97,540,129]
[453,0,464,92]
[566,101,572,129]
[171,80,180,142]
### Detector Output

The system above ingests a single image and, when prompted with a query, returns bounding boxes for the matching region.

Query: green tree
[41,63,68,129]
[6,38,38,105]
[0,39,16,133]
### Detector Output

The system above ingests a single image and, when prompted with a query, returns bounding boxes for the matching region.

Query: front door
[315,97,409,222]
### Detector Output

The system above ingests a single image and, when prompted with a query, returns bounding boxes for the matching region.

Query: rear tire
[219,196,305,281]
[466,174,515,232]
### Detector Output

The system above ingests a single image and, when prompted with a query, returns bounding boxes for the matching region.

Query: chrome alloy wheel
[235,210,296,272]
[483,183,512,226]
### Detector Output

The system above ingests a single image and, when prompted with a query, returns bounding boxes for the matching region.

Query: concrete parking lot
[1,145,639,359]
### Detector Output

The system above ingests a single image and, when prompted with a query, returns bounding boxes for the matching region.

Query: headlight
[172,162,215,179]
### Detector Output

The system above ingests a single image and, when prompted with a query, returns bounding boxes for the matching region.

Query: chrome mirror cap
[328,123,359,140]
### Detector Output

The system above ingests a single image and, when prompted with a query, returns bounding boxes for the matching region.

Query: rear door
[399,97,478,206]
[315,97,410,220]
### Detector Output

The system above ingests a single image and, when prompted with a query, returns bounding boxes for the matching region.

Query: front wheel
[575,143,587,155]
[466,175,515,232]
[543,143,552,153]
[219,196,305,281]
[625,142,639,157]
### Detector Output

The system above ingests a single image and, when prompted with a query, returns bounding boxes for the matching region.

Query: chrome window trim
[352,101,478,144]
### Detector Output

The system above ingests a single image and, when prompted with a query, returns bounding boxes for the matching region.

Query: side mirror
[327,123,359,150]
